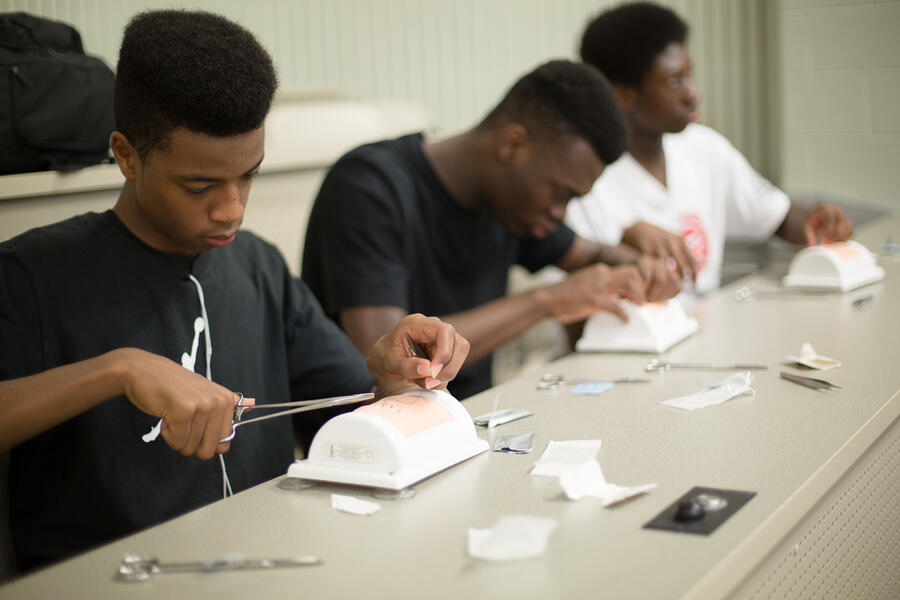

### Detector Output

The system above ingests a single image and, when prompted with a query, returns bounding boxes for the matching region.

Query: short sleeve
[284,275,374,400]
[0,249,43,380]
[282,273,375,451]
[565,182,632,246]
[302,152,411,316]
[713,133,790,242]
[516,224,575,272]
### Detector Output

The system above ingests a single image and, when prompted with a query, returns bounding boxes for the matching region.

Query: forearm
[440,290,550,364]
[589,242,641,267]
[556,236,640,272]
[0,349,130,452]
[775,204,809,245]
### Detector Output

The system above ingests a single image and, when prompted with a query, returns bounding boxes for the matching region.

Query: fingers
[602,297,630,322]
[159,387,235,460]
[610,266,647,306]
[434,331,468,389]
[806,204,853,245]
[664,236,696,281]
[374,314,470,391]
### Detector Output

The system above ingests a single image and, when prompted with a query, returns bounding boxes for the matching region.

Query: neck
[422,130,488,211]
[627,121,665,164]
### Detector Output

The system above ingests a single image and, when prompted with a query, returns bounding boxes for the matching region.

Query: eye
[186,186,211,195]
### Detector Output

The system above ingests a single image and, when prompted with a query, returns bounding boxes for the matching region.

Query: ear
[495,123,531,165]
[612,84,638,113]
[109,131,140,180]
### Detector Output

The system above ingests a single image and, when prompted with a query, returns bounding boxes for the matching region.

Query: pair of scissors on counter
[536,373,650,390]
[219,392,374,443]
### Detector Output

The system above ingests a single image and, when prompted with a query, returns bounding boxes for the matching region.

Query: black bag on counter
[0,12,115,175]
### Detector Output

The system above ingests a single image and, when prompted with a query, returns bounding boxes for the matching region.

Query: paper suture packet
[570,381,615,395]
[786,342,841,370]
[473,409,534,427]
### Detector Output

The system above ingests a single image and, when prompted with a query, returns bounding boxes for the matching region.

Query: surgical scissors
[116,553,321,582]
[645,359,768,373]
[779,371,841,391]
[537,373,650,390]
[734,286,828,302]
[219,392,374,443]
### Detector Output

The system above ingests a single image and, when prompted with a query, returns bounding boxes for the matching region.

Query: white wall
[3,1,896,208]
[0,0,773,174]
[780,0,900,208]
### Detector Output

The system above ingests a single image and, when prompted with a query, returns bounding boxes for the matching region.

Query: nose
[684,78,701,106]
[549,201,566,222]
[209,184,245,225]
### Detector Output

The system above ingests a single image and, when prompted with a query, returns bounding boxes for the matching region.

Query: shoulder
[671,123,736,154]
[329,133,424,179]
[226,230,287,271]
[1,211,111,263]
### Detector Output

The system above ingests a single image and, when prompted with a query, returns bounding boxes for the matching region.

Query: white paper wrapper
[660,372,755,411]
[531,440,603,476]
[331,494,381,516]
[557,460,656,506]
[467,515,558,561]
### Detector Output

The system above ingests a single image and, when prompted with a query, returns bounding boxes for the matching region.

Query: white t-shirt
[566,123,790,294]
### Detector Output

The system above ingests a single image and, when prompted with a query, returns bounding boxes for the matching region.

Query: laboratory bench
[1,214,898,600]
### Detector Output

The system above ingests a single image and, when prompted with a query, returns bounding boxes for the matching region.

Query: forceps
[219,392,374,443]
[780,371,841,391]
[116,553,321,582]
[734,286,827,301]
[645,359,768,373]
[536,373,650,390]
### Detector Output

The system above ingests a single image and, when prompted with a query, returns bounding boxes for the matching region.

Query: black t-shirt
[0,211,374,570]
[302,133,574,399]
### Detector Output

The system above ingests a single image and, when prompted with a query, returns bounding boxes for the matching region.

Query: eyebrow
[178,155,265,183]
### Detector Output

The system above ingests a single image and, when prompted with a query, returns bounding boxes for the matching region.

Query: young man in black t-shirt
[0,11,468,572]
[302,61,681,399]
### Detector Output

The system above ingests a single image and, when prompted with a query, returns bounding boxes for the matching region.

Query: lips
[203,232,237,247]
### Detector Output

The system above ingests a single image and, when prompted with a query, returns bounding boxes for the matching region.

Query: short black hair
[580,2,688,88]
[115,10,277,160]
[482,60,627,165]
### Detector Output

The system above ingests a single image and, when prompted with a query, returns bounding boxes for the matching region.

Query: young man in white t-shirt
[567,2,853,294]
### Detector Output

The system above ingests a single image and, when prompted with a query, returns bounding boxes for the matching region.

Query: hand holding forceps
[218,392,374,444]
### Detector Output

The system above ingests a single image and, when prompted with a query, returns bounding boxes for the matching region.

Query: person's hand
[540,263,646,323]
[635,255,682,301]
[804,203,853,246]
[118,348,239,459]
[622,221,697,282]
[366,314,469,396]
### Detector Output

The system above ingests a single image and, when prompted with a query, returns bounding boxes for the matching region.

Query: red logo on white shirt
[681,214,708,272]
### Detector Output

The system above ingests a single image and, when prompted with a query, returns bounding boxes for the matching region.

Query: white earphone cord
[188,274,233,499]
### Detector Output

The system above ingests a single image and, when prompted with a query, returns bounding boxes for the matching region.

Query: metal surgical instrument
[537,373,650,390]
[779,371,841,391]
[219,392,374,443]
[645,359,768,373]
[734,286,828,302]
[115,553,321,582]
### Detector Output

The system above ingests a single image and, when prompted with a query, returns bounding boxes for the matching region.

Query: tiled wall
[781,0,900,207]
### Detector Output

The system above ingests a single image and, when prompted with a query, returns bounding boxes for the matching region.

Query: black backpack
[0,12,115,175]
